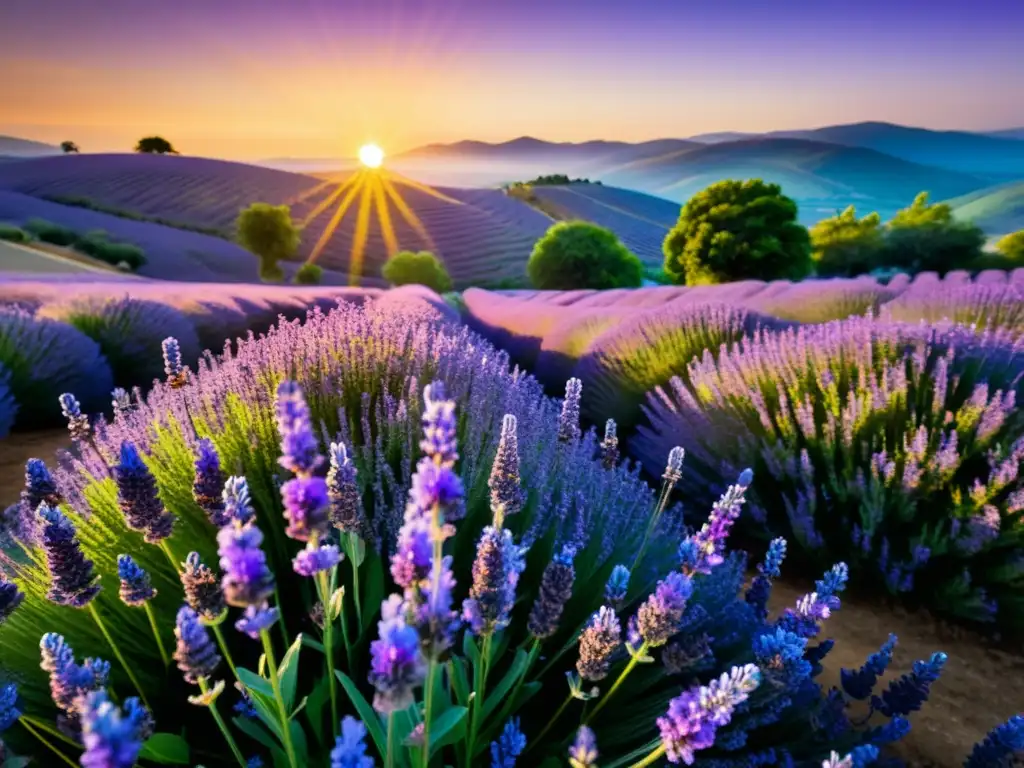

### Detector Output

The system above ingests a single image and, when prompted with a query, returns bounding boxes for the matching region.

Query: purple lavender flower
[636,571,693,648]
[601,419,619,470]
[745,537,787,620]
[489,414,524,518]
[38,503,101,608]
[217,520,276,608]
[330,715,374,768]
[79,690,148,768]
[111,387,132,418]
[463,526,525,636]
[955,506,1001,556]
[293,542,342,577]
[223,476,255,525]
[162,336,188,389]
[872,651,947,717]
[390,504,432,589]
[569,726,598,768]
[173,605,221,684]
[116,555,156,606]
[193,438,228,528]
[280,475,331,542]
[420,381,459,467]
[181,552,226,622]
[413,554,460,658]
[0,683,20,733]
[59,392,91,441]
[841,633,897,701]
[0,572,25,625]
[113,441,175,543]
[576,606,622,682]
[528,545,576,638]
[40,633,109,738]
[777,563,849,639]
[558,378,582,443]
[275,380,323,476]
[327,442,372,541]
[235,603,280,639]
[368,595,426,713]
[490,717,526,768]
[964,714,1024,768]
[680,475,750,576]
[604,565,630,612]
[17,458,62,543]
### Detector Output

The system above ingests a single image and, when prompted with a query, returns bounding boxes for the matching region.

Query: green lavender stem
[584,641,649,725]
[318,568,339,738]
[385,712,396,768]
[527,692,574,751]
[465,633,493,764]
[211,623,240,682]
[143,602,170,667]
[199,677,248,767]
[158,541,179,574]
[19,719,78,768]
[260,630,299,768]
[626,744,667,768]
[421,510,444,766]
[631,478,674,573]
[88,602,150,709]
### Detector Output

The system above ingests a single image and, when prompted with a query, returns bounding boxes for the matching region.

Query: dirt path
[0,430,73,506]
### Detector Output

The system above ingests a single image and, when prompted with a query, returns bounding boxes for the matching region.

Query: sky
[1,0,1022,161]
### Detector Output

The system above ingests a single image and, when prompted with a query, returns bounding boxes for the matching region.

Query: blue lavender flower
[490,717,526,768]
[275,380,324,476]
[680,476,750,576]
[745,538,787,620]
[847,745,881,768]
[113,441,175,543]
[181,551,226,622]
[528,545,576,639]
[280,475,331,542]
[223,476,255,525]
[217,519,276,608]
[840,634,897,701]
[463,525,525,636]
[752,628,810,687]
[116,554,156,606]
[964,714,1024,768]
[489,414,523,518]
[233,684,258,719]
[59,392,91,441]
[864,716,910,745]
[18,457,62,543]
[293,542,342,577]
[413,554,460,658]
[79,690,148,768]
[236,603,280,639]
[38,503,101,607]
[40,633,109,739]
[162,336,188,388]
[604,564,630,612]
[872,652,947,717]
[777,563,849,639]
[420,381,459,467]
[558,378,582,443]
[0,572,25,625]
[601,419,619,470]
[569,726,598,768]
[0,683,20,733]
[636,571,692,648]
[330,715,374,768]
[368,595,425,713]
[193,438,228,527]
[174,605,222,684]
[576,606,622,682]
[327,441,372,541]
[246,758,264,768]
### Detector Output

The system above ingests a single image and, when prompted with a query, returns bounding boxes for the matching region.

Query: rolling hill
[0,153,552,288]
[946,181,1024,235]
[0,136,61,157]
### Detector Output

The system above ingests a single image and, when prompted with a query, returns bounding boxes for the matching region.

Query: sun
[358,143,385,169]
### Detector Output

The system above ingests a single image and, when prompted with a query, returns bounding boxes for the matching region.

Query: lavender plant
[637,316,1024,629]
[882,282,1024,335]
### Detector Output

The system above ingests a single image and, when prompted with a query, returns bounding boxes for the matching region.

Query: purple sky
[1,0,1022,159]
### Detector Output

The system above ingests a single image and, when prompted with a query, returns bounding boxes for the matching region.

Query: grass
[21,219,147,270]
[0,223,30,243]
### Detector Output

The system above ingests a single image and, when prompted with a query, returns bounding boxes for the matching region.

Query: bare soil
[1,431,1019,766]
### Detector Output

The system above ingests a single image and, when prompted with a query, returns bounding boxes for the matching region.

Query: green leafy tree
[995,230,1024,263]
[527,221,642,290]
[881,192,985,274]
[134,136,178,154]
[60,141,79,154]
[294,262,323,285]
[662,179,811,284]
[809,205,884,276]
[236,203,301,283]
[381,250,453,292]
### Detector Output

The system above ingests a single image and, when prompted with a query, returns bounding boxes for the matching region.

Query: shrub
[0,308,113,429]
[0,223,30,243]
[236,203,302,280]
[23,219,79,247]
[882,283,1024,334]
[0,363,17,437]
[810,206,885,277]
[73,230,147,270]
[996,230,1024,263]
[574,303,784,430]
[381,250,453,292]
[636,317,1024,630]
[60,140,79,153]
[37,296,200,388]
[527,222,642,290]
[294,262,323,285]
[0,302,951,766]
[134,136,178,154]
[882,192,986,274]
[534,311,629,390]
[663,179,812,285]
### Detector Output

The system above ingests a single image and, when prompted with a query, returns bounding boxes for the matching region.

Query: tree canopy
[235,203,301,283]
[381,250,453,292]
[662,179,812,285]
[60,141,79,154]
[809,205,884,277]
[294,262,323,285]
[527,221,642,290]
[995,230,1024,263]
[135,136,178,155]
[882,192,985,274]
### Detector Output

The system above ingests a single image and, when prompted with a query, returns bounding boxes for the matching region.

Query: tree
[236,203,301,283]
[809,205,884,277]
[527,221,642,290]
[134,136,178,155]
[294,263,323,285]
[662,179,811,285]
[995,230,1024,263]
[881,192,985,274]
[60,141,79,154]
[381,251,452,292]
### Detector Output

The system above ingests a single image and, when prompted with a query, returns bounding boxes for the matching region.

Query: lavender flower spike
[368,595,426,713]
[569,726,598,768]
[162,337,188,389]
[222,476,255,525]
[0,571,25,625]
[117,555,156,606]
[604,565,630,611]
[217,519,276,608]
[601,419,619,469]
[113,441,175,543]
[330,715,374,768]
[636,571,693,648]
[280,474,331,542]
[528,545,576,639]
[193,438,228,528]
[0,683,21,733]
[293,542,342,577]
[577,606,622,682]
[664,446,685,485]
[18,457,62,543]
[38,503,101,607]
[463,525,526,636]
[490,717,527,768]
[489,414,524,519]
[111,387,132,418]
[420,381,459,467]
[275,380,323,476]
[173,605,221,684]
[327,441,372,541]
[964,714,1024,768]
[558,378,583,444]
[79,690,148,768]
[59,392,91,441]
[181,552,226,622]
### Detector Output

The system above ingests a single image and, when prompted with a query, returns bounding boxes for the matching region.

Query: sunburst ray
[306,174,365,264]
[370,174,400,257]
